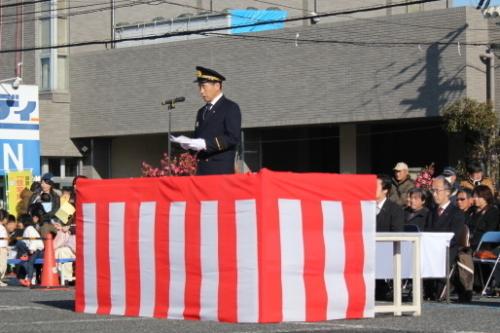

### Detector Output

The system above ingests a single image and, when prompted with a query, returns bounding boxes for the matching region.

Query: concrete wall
[39,93,81,156]
[465,7,489,102]
[70,7,470,139]
[111,134,169,178]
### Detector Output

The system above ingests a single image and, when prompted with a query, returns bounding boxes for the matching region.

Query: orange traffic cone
[39,233,61,288]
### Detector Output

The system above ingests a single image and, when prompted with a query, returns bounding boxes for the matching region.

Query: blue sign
[230,9,287,34]
[0,139,40,176]
[0,84,40,176]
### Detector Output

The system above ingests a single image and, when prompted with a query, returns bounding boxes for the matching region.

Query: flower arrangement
[141,152,197,177]
[415,162,435,190]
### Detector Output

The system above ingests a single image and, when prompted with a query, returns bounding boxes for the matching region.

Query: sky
[453,0,500,6]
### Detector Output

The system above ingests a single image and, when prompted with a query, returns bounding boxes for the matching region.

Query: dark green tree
[442,98,499,186]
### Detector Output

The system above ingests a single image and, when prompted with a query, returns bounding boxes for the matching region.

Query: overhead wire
[202,32,489,48]
[0,0,266,28]
[3,0,486,54]
[0,0,49,9]
[247,0,304,12]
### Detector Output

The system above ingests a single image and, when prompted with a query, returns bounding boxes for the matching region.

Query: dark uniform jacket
[194,95,241,175]
[376,199,404,232]
[404,206,430,231]
[425,203,465,261]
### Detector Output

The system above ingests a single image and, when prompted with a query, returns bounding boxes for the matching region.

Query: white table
[375,233,422,316]
[376,232,454,279]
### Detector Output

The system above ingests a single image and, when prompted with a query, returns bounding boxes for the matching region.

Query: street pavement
[0,279,499,333]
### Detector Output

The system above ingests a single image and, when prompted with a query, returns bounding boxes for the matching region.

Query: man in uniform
[172,66,241,175]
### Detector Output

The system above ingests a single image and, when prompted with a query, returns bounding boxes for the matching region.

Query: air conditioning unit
[483,6,500,18]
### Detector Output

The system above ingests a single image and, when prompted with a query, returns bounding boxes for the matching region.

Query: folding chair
[472,231,500,296]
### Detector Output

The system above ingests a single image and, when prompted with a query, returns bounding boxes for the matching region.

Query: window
[65,158,78,177]
[41,58,50,90]
[38,0,69,91]
[43,157,81,178]
[48,158,61,177]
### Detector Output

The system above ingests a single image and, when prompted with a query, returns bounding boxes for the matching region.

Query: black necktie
[202,103,212,120]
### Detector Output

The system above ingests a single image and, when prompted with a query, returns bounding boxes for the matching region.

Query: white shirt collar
[209,92,223,106]
[440,200,451,211]
[377,197,387,210]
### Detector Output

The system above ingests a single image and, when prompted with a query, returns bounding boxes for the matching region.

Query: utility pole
[111,0,115,48]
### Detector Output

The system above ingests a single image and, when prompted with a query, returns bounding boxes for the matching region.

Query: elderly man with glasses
[424,176,469,301]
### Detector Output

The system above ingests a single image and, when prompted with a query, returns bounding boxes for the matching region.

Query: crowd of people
[0,173,82,287]
[376,161,500,302]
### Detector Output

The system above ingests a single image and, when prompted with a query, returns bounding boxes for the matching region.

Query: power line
[0,0,446,54]
[341,13,494,32]
[203,32,488,48]
[0,0,49,9]
[0,0,261,28]
[0,0,140,23]
[248,0,304,12]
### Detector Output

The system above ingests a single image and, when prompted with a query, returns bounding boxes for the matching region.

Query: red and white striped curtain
[75,169,376,323]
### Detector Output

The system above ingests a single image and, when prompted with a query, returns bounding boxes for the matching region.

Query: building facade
[0,1,496,186]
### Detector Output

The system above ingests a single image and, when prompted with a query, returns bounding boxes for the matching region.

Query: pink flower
[142,152,198,177]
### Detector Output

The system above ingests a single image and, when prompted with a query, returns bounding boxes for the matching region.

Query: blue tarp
[230,10,287,34]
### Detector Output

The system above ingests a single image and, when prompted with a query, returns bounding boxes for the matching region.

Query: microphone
[162,96,186,105]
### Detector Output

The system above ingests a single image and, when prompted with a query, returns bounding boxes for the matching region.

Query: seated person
[53,216,76,283]
[18,216,44,287]
[469,185,499,249]
[404,188,430,231]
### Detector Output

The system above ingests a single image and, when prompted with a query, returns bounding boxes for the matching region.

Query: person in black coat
[469,185,499,250]
[172,66,241,175]
[375,174,404,301]
[456,188,475,228]
[376,174,404,232]
[424,176,466,300]
[426,176,465,260]
[404,188,431,231]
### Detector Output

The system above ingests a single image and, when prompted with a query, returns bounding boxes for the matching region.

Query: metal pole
[168,109,172,158]
[111,0,115,48]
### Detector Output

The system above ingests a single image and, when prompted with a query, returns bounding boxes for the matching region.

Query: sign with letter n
[0,84,40,176]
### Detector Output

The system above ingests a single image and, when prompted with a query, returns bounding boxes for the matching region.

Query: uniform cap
[195,66,225,83]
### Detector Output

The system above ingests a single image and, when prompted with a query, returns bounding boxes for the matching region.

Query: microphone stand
[162,100,178,176]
